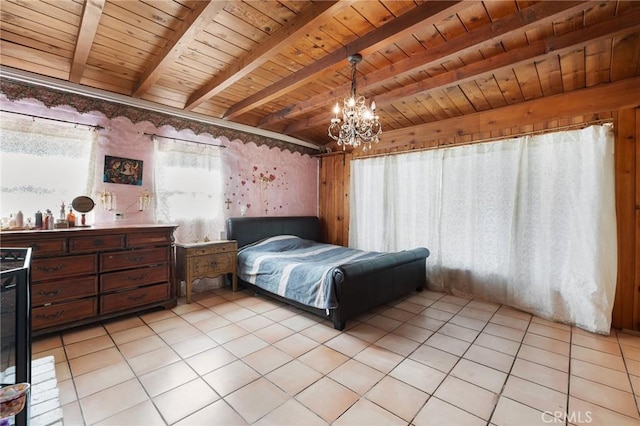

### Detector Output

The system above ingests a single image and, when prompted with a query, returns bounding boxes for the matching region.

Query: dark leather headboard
[226,216,321,249]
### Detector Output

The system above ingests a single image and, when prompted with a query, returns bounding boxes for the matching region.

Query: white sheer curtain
[0,115,97,222]
[153,137,224,244]
[350,125,617,334]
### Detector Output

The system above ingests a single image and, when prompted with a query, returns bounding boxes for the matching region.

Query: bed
[226,216,429,330]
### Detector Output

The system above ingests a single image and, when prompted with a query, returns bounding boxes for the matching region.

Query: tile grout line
[482,308,534,424]
[616,330,640,417]
[566,327,576,426]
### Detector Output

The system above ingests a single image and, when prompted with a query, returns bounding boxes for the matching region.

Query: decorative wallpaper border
[0,79,318,156]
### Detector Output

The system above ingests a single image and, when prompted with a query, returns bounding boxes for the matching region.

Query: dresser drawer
[100,247,169,272]
[28,238,67,256]
[126,231,172,248]
[31,254,97,282]
[101,264,169,292]
[69,234,125,253]
[32,298,97,330]
[100,283,170,314]
[192,252,234,275]
[32,276,98,305]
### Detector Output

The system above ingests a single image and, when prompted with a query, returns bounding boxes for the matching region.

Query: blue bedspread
[237,235,382,309]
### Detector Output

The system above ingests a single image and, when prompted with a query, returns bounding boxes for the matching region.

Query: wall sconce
[138,190,152,211]
[98,189,117,211]
[97,189,152,213]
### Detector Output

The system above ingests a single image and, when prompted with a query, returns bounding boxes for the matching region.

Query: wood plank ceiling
[1,0,639,151]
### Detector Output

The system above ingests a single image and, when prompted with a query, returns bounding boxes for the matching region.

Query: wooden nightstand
[175,240,238,303]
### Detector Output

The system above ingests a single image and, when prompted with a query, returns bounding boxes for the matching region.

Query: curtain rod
[353,118,614,160]
[0,109,104,130]
[1,110,227,149]
[143,132,227,149]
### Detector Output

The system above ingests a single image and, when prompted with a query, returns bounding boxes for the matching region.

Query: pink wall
[223,140,318,219]
[0,96,319,229]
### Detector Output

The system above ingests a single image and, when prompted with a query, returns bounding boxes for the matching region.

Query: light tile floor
[32,288,640,425]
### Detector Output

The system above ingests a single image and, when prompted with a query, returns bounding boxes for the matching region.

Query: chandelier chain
[350,59,357,98]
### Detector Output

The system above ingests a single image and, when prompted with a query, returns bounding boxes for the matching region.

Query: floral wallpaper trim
[0,79,318,156]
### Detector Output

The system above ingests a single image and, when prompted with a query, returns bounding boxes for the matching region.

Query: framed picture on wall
[103,155,143,186]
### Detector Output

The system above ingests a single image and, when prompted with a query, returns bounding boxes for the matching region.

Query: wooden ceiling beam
[375,76,640,150]
[69,0,105,83]
[132,1,225,98]
[183,0,350,111]
[260,1,591,128]
[285,7,640,133]
[221,1,469,120]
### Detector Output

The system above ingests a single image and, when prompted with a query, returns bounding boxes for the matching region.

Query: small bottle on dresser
[45,209,54,230]
[67,207,76,227]
[35,210,43,229]
[15,211,23,228]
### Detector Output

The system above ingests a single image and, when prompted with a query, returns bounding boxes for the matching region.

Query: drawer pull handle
[126,255,145,262]
[127,273,148,281]
[38,288,63,297]
[93,239,104,246]
[210,261,218,268]
[39,264,65,273]
[36,310,65,320]
[128,294,147,302]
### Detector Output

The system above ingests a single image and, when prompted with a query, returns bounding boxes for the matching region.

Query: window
[153,137,224,243]
[0,115,97,226]
[350,124,616,333]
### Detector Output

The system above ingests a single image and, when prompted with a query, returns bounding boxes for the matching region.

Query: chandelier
[328,53,381,151]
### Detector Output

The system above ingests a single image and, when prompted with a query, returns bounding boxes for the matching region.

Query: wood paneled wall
[318,109,640,331]
[318,152,351,246]
[614,108,640,331]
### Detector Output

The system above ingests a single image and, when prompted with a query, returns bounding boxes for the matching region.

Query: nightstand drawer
[187,241,237,256]
[191,252,234,275]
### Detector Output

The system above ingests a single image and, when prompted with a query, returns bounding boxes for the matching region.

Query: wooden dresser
[1,225,177,335]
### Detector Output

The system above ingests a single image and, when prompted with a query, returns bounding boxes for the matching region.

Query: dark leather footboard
[226,216,429,330]
[333,247,429,328]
